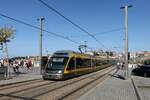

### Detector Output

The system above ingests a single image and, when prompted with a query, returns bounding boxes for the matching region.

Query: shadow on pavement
[109,74,126,80]
[109,69,126,80]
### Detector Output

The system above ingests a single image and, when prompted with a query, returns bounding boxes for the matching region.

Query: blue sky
[0,0,150,57]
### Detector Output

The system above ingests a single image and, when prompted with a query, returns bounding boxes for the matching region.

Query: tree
[0,25,16,59]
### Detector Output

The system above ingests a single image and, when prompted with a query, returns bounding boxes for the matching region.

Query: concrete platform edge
[131,76,143,100]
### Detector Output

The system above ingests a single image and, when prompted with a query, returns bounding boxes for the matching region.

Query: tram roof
[53,50,83,57]
[52,50,102,59]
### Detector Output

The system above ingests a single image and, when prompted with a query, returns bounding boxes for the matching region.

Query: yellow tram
[43,50,113,80]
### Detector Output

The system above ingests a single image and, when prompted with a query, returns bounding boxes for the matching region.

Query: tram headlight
[58,70,62,74]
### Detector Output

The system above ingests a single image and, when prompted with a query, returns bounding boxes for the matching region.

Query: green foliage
[0,25,16,43]
[144,59,150,65]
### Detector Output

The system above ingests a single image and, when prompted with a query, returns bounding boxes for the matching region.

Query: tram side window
[102,60,107,64]
[76,58,91,68]
[83,59,91,67]
[67,57,75,70]
[92,60,96,67]
[96,60,102,66]
[76,58,82,69]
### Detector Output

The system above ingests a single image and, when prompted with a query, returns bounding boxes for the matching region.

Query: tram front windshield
[46,57,68,70]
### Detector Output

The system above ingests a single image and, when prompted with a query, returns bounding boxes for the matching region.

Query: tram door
[67,57,76,76]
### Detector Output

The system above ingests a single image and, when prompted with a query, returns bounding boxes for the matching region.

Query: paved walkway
[0,67,42,86]
[78,69,138,100]
[132,76,150,100]
[1,65,149,100]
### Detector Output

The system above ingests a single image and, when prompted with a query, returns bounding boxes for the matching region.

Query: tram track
[0,79,43,91]
[0,66,115,100]
[35,66,115,100]
[2,71,103,99]
[29,67,114,99]
[0,79,41,87]
[0,80,56,98]
[58,68,114,100]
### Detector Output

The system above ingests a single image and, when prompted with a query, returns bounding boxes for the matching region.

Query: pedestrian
[121,62,124,69]
[0,59,4,67]
[13,60,16,73]
[117,62,120,67]
[115,62,120,73]
[26,61,29,70]
[15,60,19,72]
[28,60,32,69]
[8,59,11,66]
[20,60,24,67]
[1,63,4,67]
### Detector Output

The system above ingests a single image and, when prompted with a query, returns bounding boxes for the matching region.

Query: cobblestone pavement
[78,70,137,100]
[0,66,42,86]
[5,66,41,79]
[8,66,41,74]
[132,76,150,100]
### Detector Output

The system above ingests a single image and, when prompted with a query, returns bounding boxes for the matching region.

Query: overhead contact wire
[0,13,80,45]
[38,0,107,49]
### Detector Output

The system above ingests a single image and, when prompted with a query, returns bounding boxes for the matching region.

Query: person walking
[20,60,24,67]
[26,61,29,70]
[13,60,16,73]
[15,60,19,72]
[115,62,120,73]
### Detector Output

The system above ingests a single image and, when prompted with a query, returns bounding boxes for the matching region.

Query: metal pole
[38,17,45,74]
[4,42,9,77]
[120,5,132,79]
[125,6,129,79]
